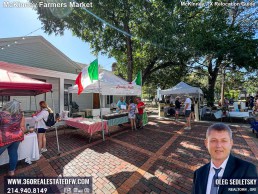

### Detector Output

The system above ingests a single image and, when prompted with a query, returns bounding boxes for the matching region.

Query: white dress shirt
[33,109,49,129]
[206,156,229,194]
[184,98,192,110]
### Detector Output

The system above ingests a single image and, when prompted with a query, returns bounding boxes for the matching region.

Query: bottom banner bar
[4,176,92,194]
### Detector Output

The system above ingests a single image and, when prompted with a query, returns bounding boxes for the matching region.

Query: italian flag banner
[75,59,99,95]
[132,71,142,86]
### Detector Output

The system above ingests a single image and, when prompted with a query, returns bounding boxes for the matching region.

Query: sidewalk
[1,113,258,194]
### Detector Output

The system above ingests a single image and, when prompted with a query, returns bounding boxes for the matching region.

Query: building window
[107,96,113,104]
[0,96,10,108]
[64,84,72,107]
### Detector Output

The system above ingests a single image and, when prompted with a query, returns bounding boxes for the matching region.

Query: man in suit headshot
[192,123,257,194]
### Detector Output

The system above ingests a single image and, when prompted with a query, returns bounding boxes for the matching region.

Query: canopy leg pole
[68,92,70,117]
[198,92,201,121]
[99,94,105,141]
[51,92,61,155]
[97,68,105,141]
[34,96,37,110]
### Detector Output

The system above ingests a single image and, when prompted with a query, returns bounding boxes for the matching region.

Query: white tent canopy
[68,69,141,96]
[160,81,203,95]
[160,81,203,121]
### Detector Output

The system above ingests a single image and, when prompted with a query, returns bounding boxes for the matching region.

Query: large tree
[184,3,258,106]
[30,0,192,84]
[31,0,150,81]
[31,0,257,101]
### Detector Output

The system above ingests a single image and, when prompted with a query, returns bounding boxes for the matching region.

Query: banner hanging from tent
[75,59,99,95]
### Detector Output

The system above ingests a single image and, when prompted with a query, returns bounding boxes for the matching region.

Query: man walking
[183,95,192,130]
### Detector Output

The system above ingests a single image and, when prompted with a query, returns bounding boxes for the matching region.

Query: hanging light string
[0,27,41,50]
[73,0,173,51]
[0,27,84,71]
[1,2,172,51]
[25,27,42,36]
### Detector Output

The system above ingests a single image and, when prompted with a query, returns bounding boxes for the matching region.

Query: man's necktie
[210,167,222,194]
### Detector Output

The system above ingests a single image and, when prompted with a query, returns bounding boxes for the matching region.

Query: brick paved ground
[1,113,258,194]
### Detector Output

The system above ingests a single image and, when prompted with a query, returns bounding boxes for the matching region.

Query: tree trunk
[124,24,133,82]
[207,56,221,107]
[220,68,226,106]
[207,76,217,107]
[142,57,158,85]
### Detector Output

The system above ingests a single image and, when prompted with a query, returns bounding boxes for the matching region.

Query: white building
[0,36,119,113]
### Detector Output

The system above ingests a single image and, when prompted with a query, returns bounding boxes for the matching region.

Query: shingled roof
[0,36,85,74]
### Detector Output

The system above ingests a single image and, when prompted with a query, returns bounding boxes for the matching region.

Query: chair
[214,110,222,120]
[166,107,175,117]
[70,101,79,113]
[251,125,258,138]
[221,111,230,122]
[246,117,258,137]
[202,107,212,118]
[240,102,246,110]
[233,102,238,110]
[213,110,229,122]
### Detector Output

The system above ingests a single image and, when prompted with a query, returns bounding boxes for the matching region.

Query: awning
[0,67,52,96]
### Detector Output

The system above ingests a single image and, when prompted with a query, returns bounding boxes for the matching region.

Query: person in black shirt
[249,96,254,109]
[175,96,181,121]
[190,98,195,121]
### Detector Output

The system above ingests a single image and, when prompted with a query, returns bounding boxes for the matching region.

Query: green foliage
[30,0,191,82]
[225,90,240,100]
[30,0,258,102]
[183,1,258,105]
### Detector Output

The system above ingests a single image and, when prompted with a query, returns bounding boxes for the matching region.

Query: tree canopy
[30,0,258,105]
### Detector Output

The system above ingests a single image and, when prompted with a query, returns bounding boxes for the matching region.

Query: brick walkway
[1,115,258,194]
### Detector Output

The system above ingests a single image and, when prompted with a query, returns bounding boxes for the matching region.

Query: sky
[0,0,116,70]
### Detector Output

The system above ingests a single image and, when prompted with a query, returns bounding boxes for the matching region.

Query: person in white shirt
[183,95,192,130]
[32,101,52,155]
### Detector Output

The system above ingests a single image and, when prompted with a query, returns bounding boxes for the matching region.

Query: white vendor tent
[68,69,141,96]
[160,81,203,121]
[160,81,203,96]
[68,69,141,142]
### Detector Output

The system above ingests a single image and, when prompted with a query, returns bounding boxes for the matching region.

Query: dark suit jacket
[192,154,257,194]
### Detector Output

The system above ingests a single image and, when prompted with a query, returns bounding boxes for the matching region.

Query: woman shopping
[32,101,52,155]
[0,100,25,176]
[128,99,137,131]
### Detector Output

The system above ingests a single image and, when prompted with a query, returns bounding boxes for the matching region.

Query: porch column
[102,95,106,108]
[59,78,64,113]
